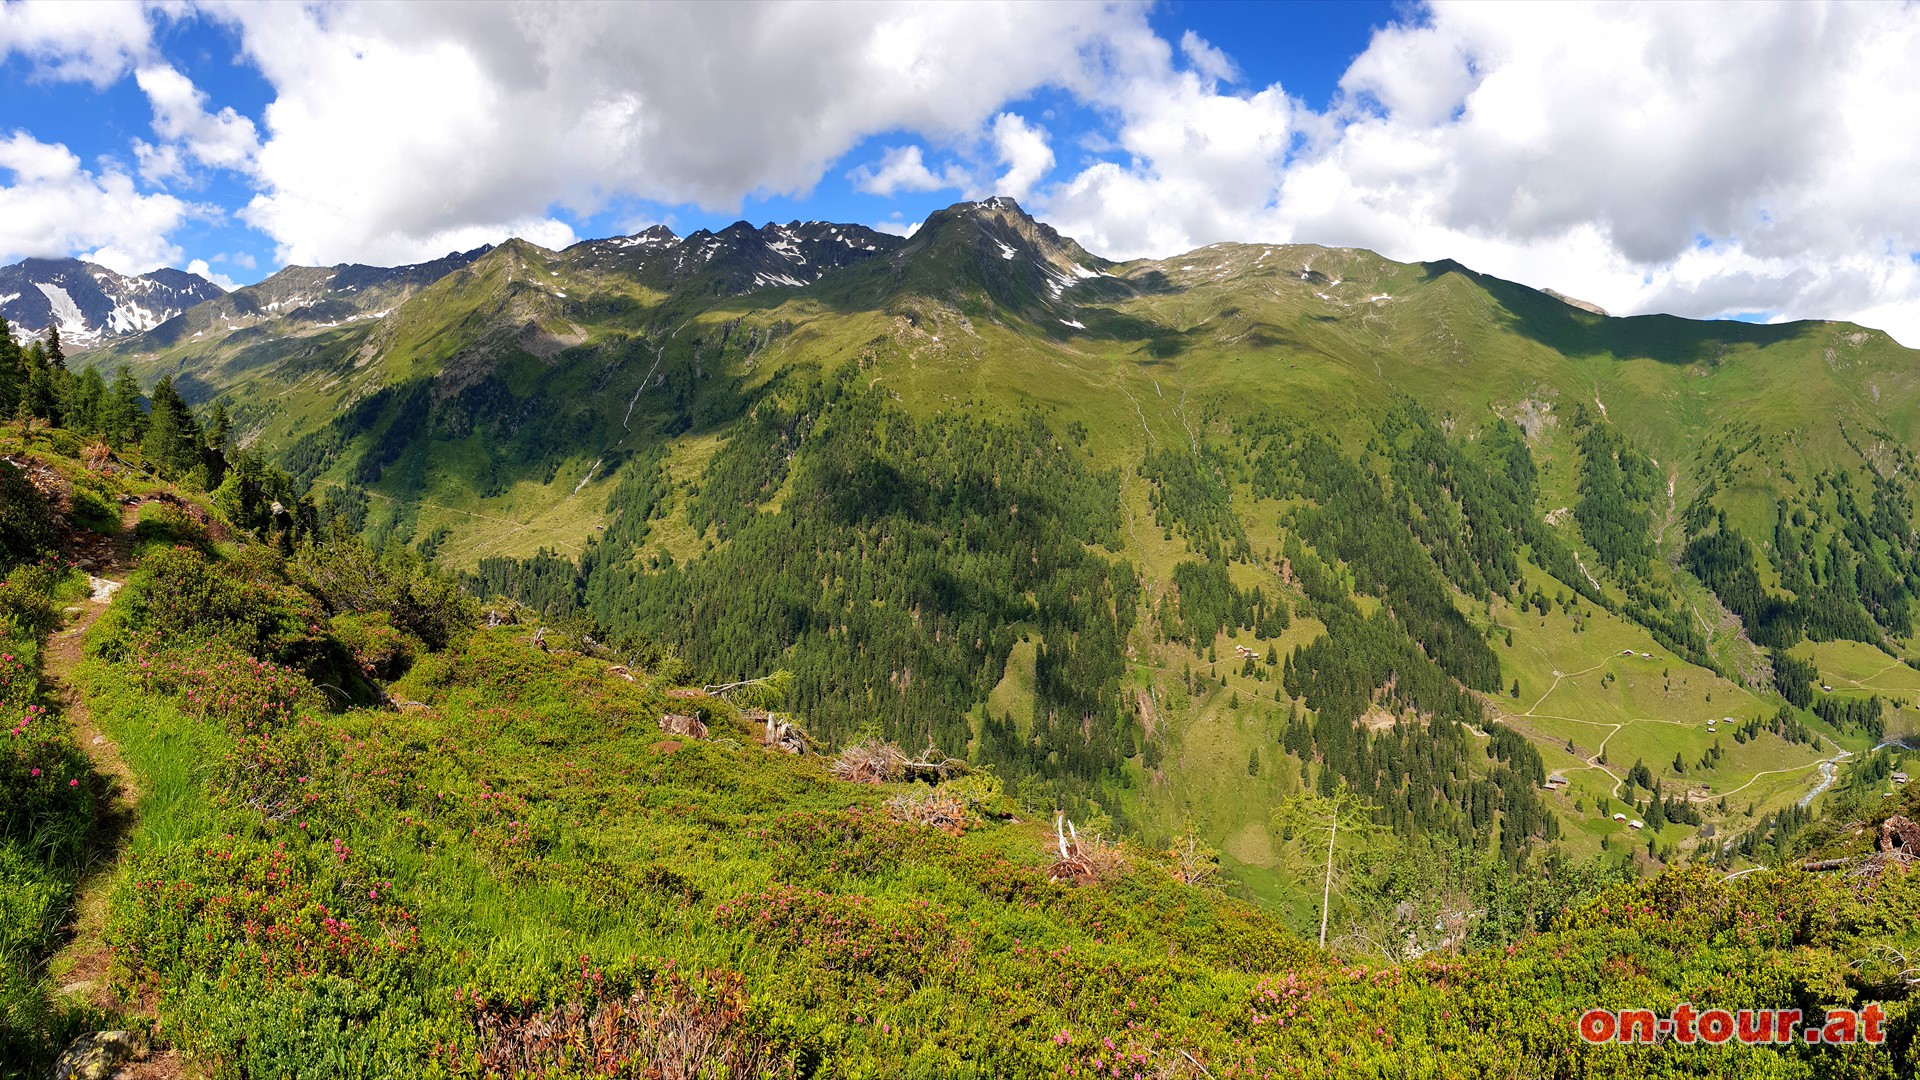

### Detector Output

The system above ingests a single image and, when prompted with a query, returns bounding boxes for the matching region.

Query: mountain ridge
[20,194,1920,933]
[0,256,224,345]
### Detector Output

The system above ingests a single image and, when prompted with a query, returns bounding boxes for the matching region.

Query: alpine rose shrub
[130,641,325,731]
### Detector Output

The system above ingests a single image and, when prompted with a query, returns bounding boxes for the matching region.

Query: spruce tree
[104,365,146,447]
[0,318,21,418]
[62,365,107,436]
[143,376,204,479]
[205,401,233,487]
[22,340,58,423]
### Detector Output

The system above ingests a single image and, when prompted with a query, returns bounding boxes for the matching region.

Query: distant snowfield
[32,283,90,340]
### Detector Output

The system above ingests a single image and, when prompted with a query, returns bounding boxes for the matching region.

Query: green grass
[1790,639,1920,697]
[69,536,1920,1078]
[68,204,1920,914]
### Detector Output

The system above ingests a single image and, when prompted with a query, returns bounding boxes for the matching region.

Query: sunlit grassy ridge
[62,518,1920,1077]
[3,428,1917,1076]
[69,198,1920,908]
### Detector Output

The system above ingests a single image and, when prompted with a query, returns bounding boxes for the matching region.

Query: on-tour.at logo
[1579,1003,1886,1045]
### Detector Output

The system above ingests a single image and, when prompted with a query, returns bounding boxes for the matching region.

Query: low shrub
[127,641,326,731]
[131,501,207,549]
[886,788,971,836]
[0,707,94,865]
[294,538,475,651]
[0,462,56,573]
[101,546,320,663]
[465,961,801,1079]
[328,611,415,681]
[66,477,118,535]
[714,885,958,985]
[108,836,419,990]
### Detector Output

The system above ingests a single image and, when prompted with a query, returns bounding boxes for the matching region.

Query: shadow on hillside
[1418,260,1815,366]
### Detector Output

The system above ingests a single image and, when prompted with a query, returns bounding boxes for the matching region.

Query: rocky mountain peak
[0,258,224,345]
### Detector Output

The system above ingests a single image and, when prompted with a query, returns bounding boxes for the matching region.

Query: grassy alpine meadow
[24,197,1920,1076]
[46,529,1914,1078]
[76,205,1920,906]
[0,554,99,1073]
[0,437,121,1074]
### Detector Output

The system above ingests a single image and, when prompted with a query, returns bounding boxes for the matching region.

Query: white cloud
[13,0,1920,345]
[1179,30,1238,86]
[132,138,185,185]
[1032,1,1920,345]
[206,0,1147,266]
[0,130,197,273]
[186,257,239,291]
[988,113,1053,200]
[849,112,1052,205]
[851,145,966,197]
[135,63,262,174]
[0,0,151,86]
[1041,33,1295,257]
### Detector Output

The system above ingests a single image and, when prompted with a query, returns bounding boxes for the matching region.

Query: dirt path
[42,506,185,1077]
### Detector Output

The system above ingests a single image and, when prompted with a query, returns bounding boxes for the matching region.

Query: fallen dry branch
[832,740,906,784]
[887,789,971,835]
[472,968,788,1079]
[1881,815,1918,855]
[1048,812,1128,884]
[901,756,970,783]
[1797,816,1920,876]
[756,712,809,755]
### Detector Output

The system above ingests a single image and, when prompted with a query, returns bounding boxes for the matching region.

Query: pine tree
[62,365,107,435]
[0,318,22,418]
[143,376,205,480]
[207,401,232,451]
[204,401,233,487]
[104,365,146,447]
[22,340,58,423]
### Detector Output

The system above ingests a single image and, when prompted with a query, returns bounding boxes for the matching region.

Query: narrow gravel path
[42,506,185,1078]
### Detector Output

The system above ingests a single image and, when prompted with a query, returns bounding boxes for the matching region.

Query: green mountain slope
[67,199,1920,902]
[1,426,1913,1077]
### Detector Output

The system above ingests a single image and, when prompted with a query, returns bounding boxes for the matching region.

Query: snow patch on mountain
[1,257,224,345]
[32,283,89,338]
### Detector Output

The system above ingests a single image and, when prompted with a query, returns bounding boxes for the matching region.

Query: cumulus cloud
[988,113,1053,201]
[851,145,966,197]
[0,0,151,86]
[1178,30,1238,86]
[206,0,1148,266]
[186,257,240,291]
[849,113,1051,204]
[0,131,196,272]
[13,0,1920,343]
[1038,1,1920,343]
[1043,28,1294,258]
[135,63,262,175]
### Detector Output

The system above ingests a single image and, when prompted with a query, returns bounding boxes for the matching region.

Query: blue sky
[5,1,1920,344]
